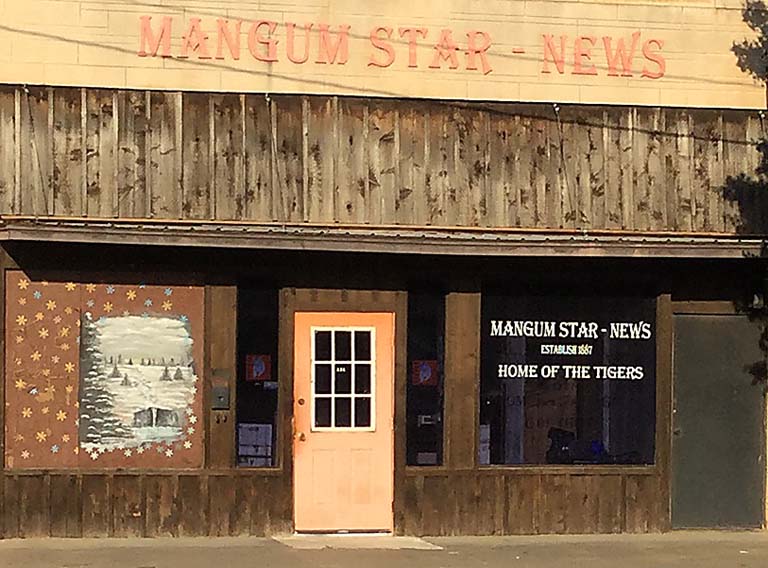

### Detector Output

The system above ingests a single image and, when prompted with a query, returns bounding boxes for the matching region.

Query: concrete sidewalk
[0,531,766,567]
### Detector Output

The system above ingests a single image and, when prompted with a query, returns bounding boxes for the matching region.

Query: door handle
[297,432,306,442]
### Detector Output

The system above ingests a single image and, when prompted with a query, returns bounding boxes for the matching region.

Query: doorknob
[297,432,306,442]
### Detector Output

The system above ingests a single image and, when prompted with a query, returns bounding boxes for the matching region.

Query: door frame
[671,301,768,530]
[278,289,408,533]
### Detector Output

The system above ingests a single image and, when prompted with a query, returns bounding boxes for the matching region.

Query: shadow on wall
[726,0,768,390]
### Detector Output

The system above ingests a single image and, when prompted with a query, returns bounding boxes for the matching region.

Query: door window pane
[335,364,352,394]
[335,331,352,360]
[479,295,656,466]
[315,364,332,394]
[355,331,372,361]
[406,292,445,466]
[315,398,332,428]
[354,364,371,394]
[315,331,332,361]
[355,398,372,428]
[335,397,352,427]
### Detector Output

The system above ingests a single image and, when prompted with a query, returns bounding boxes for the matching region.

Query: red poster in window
[412,360,439,386]
[246,354,271,382]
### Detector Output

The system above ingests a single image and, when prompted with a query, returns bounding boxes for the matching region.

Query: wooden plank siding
[0,85,762,235]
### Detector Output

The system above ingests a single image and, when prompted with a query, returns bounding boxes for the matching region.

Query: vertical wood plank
[85,90,118,217]
[244,94,274,221]
[566,476,599,534]
[181,93,211,220]
[506,474,539,535]
[144,475,177,537]
[604,108,623,229]
[397,102,426,224]
[655,294,673,531]
[207,286,237,469]
[112,475,144,537]
[212,94,245,220]
[487,109,514,228]
[19,87,52,216]
[425,106,450,227]
[50,474,82,537]
[149,91,182,219]
[3,475,20,538]
[305,97,336,223]
[722,111,748,233]
[517,113,535,227]
[444,293,480,470]
[81,475,111,537]
[0,88,16,214]
[538,475,567,534]
[18,475,49,537]
[178,475,208,536]
[368,104,397,225]
[597,475,625,534]
[691,110,722,232]
[676,112,694,231]
[208,475,236,537]
[336,98,369,224]
[619,108,634,229]
[53,87,83,216]
[632,108,653,231]
[117,90,149,218]
[231,475,253,536]
[273,96,304,222]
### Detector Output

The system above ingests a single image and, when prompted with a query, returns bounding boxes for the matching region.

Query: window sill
[405,464,658,476]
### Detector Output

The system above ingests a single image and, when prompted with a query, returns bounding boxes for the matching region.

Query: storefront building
[0,0,766,537]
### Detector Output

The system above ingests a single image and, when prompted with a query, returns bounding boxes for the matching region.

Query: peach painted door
[293,312,395,533]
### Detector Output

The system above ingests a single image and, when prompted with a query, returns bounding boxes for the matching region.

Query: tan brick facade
[0,0,762,108]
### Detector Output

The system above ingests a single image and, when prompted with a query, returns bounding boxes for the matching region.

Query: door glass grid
[312,328,375,430]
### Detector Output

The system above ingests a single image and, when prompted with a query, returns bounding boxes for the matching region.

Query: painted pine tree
[79,313,132,446]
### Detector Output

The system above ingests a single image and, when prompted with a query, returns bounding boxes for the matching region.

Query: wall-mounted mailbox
[211,385,230,410]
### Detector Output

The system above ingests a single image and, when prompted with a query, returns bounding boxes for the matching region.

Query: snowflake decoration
[103,303,114,313]
[62,434,70,443]
[144,299,153,307]
[141,312,149,318]
[56,410,67,422]
[60,327,70,338]
[126,290,137,301]
[30,351,42,361]
[162,301,173,311]
[64,362,75,374]
[14,379,27,390]
[124,449,132,457]
[136,446,145,455]
[53,316,62,324]
[51,444,60,454]
[41,407,50,415]
[42,368,51,377]
[18,279,29,290]
[21,407,32,418]
[189,415,198,425]
[183,441,192,450]
[65,282,77,292]
[86,299,95,308]
[38,328,49,339]
[21,450,30,459]
[185,407,194,416]
[18,297,26,306]
[180,315,189,323]
[165,448,174,458]
[15,335,24,344]
[35,431,47,442]
[164,288,173,296]
[106,286,116,295]
[15,315,27,326]
[90,452,99,460]
[85,284,97,293]
[46,300,57,311]
[33,291,42,300]
[34,312,44,321]
[187,426,195,435]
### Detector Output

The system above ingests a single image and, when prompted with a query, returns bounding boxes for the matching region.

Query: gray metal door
[672,314,765,528]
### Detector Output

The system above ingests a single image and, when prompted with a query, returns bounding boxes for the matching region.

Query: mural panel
[4,273,205,469]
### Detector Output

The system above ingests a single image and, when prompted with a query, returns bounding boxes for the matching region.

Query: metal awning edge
[0,222,765,259]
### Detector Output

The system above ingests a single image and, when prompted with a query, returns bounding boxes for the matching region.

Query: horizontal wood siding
[0,86,760,234]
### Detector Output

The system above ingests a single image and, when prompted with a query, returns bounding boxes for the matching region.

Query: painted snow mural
[4,273,204,469]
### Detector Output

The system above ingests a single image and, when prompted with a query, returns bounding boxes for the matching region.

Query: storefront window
[479,295,656,466]
[236,287,279,467]
[406,291,445,466]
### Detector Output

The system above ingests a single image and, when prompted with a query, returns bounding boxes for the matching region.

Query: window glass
[479,295,656,466]
[406,292,445,466]
[236,287,279,467]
